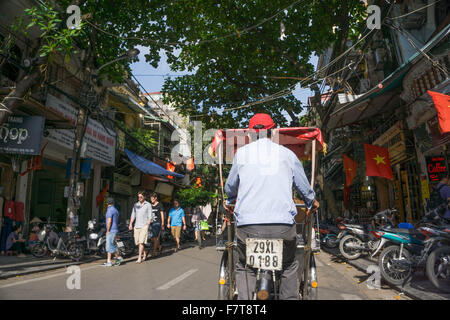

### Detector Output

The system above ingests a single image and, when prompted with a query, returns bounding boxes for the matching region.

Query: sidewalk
[0,241,179,280]
[322,247,450,300]
[0,254,100,279]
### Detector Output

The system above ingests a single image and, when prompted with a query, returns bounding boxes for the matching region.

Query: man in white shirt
[129,191,153,263]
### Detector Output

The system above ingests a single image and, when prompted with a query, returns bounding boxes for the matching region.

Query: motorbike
[373,204,450,288]
[96,222,136,258]
[425,225,450,293]
[338,209,396,260]
[314,223,340,249]
[180,224,196,244]
[31,220,84,261]
[77,219,106,256]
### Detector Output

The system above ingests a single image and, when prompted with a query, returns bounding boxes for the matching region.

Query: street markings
[156,269,198,290]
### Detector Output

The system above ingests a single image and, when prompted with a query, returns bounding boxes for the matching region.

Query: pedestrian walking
[167,199,186,252]
[191,206,206,242]
[129,191,153,263]
[103,198,123,267]
[149,192,164,257]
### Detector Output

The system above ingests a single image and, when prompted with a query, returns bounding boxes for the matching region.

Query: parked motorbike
[314,223,340,249]
[77,219,106,256]
[180,225,196,244]
[96,222,136,258]
[32,221,84,261]
[425,225,450,293]
[338,209,396,260]
[373,204,450,288]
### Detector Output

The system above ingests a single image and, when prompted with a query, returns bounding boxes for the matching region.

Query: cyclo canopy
[208,127,325,162]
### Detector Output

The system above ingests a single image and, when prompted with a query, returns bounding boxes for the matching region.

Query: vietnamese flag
[96,184,109,208]
[343,154,358,187]
[186,158,195,171]
[428,91,450,133]
[167,161,176,179]
[364,144,393,180]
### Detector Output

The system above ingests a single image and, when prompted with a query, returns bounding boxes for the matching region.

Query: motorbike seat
[345,224,364,229]
[389,228,421,236]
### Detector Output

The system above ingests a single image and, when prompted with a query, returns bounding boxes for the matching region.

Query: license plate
[337,232,343,239]
[246,238,283,271]
[116,241,124,248]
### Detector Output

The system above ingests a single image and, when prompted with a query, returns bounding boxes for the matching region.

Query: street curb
[0,257,100,280]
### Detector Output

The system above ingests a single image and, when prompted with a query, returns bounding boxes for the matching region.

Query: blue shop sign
[0,116,45,155]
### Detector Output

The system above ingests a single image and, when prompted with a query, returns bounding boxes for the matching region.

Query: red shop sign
[426,156,448,182]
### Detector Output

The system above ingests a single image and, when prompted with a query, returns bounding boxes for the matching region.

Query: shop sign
[0,116,45,155]
[426,156,448,183]
[45,94,116,166]
[373,121,407,165]
[112,173,132,195]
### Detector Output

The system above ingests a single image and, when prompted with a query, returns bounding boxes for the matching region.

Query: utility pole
[65,49,139,231]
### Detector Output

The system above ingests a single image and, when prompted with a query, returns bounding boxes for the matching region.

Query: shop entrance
[393,159,423,223]
[30,159,68,228]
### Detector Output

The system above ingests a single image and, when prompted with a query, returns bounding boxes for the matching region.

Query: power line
[387,0,443,20]
[85,0,307,47]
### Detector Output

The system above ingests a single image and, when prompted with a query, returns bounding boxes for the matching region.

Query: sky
[130,45,319,118]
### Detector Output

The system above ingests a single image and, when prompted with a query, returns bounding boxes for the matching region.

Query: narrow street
[0,240,409,300]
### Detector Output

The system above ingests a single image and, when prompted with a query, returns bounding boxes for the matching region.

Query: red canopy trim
[208,127,325,161]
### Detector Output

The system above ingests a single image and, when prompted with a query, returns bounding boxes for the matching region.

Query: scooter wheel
[339,235,362,260]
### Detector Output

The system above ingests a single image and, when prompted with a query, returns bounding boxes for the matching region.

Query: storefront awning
[125,148,184,179]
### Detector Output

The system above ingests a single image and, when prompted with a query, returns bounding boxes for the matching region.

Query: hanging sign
[426,156,448,183]
[45,94,116,166]
[0,116,45,155]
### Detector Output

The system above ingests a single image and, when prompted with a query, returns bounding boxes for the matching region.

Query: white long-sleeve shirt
[131,201,153,228]
[225,138,315,226]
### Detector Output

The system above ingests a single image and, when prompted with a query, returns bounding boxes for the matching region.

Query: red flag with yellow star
[364,144,393,180]
[343,154,358,187]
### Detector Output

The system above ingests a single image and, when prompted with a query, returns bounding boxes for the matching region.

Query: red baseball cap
[248,113,275,131]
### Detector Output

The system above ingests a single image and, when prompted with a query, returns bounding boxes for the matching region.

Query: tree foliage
[175,186,217,208]
[154,0,367,129]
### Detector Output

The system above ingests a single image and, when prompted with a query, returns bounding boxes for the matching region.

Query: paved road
[0,240,410,300]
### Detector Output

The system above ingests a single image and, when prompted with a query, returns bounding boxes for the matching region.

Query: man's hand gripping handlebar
[307,199,320,216]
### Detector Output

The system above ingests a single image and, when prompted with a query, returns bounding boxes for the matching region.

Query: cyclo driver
[224,113,320,300]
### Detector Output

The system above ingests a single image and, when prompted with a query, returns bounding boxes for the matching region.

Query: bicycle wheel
[31,242,48,258]
[218,250,236,300]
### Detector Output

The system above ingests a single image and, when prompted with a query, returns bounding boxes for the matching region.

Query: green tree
[0,0,168,124]
[155,0,367,130]
[175,186,217,208]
